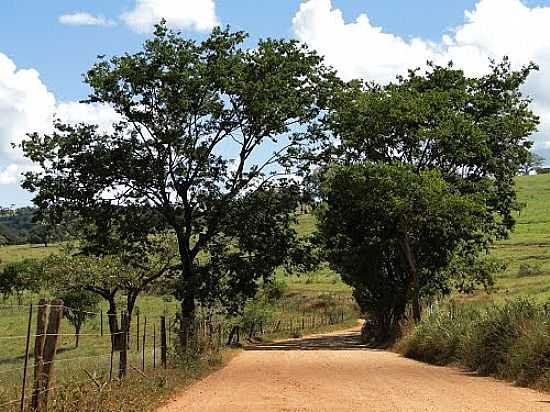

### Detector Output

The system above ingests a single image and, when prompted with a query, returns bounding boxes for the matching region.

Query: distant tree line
[0,207,67,246]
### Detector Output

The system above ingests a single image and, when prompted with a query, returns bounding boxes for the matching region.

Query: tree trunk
[399,230,422,323]
[75,323,81,348]
[180,294,195,349]
[106,299,122,351]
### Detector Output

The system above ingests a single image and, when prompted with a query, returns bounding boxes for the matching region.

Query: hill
[487,174,550,302]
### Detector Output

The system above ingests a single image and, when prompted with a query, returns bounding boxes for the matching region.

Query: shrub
[399,304,478,365]
[399,299,550,391]
[462,299,537,375]
[507,314,550,389]
[263,278,288,301]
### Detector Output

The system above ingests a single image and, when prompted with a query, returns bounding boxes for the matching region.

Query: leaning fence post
[31,299,48,411]
[160,316,167,369]
[38,299,64,412]
[20,303,33,412]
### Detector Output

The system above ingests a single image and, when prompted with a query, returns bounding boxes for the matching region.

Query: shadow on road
[244,330,378,351]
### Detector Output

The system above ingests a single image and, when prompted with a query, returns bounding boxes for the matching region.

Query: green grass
[0,243,64,268]
[473,174,550,303]
[399,299,550,392]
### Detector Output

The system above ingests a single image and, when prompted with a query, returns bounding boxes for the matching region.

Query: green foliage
[0,207,67,246]
[262,278,289,301]
[309,60,538,337]
[0,259,45,298]
[462,299,538,375]
[58,289,100,347]
[21,23,332,320]
[317,162,497,338]
[400,299,550,391]
[397,304,478,365]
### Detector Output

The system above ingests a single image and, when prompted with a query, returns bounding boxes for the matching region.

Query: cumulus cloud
[59,12,115,27]
[0,52,120,186]
[293,0,550,158]
[122,0,219,34]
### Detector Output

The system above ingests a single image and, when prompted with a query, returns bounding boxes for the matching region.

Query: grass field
[479,174,550,303]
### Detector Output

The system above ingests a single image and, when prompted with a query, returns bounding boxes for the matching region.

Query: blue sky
[1,1,484,101]
[2,0,550,205]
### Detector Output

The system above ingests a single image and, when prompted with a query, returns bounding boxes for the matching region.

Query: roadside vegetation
[399,299,550,392]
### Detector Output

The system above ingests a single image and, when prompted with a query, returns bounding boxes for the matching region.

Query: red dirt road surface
[158,325,550,412]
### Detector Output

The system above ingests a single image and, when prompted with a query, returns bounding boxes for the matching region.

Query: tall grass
[399,299,550,391]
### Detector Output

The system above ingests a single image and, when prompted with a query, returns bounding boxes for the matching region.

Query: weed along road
[157,325,550,412]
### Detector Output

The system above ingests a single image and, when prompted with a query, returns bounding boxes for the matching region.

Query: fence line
[0,295,358,411]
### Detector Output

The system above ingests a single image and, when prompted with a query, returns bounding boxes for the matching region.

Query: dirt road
[158,325,550,412]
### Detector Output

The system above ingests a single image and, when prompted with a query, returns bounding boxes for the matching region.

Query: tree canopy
[312,60,538,339]
[21,24,332,330]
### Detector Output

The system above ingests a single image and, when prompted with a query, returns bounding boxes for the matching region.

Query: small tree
[519,152,544,175]
[0,259,45,304]
[45,233,179,344]
[58,290,100,348]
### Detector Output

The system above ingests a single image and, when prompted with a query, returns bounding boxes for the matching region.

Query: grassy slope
[481,174,550,303]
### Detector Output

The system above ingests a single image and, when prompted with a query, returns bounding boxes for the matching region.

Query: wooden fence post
[160,316,167,369]
[31,299,48,411]
[20,303,33,412]
[100,310,103,337]
[35,299,64,412]
[142,316,147,372]
[119,312,128,379]
[153,324,156,369]
[136,310,140,352]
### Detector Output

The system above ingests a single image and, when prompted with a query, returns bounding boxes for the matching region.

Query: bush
[462,299,537,375]
[507,320,550,389]
[262,278,288,301]
[398,303,477,365]
[399,299,550,390]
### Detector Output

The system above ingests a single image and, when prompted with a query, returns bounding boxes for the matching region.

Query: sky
[2,0,550,205]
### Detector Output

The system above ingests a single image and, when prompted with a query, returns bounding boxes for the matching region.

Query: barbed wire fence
[0,292,358,411]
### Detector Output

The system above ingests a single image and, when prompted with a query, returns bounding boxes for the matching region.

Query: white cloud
[59,12,115,27]
[0,164,19,185]
[122,0,219,34]
[0,53,120,186]
[293,0,550,160]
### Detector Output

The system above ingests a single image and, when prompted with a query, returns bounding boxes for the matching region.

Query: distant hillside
[0,207,65,246]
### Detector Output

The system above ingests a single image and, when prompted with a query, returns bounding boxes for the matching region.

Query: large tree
[21,24,332,336]
[317,163,501,340]
[311,60,539,338]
